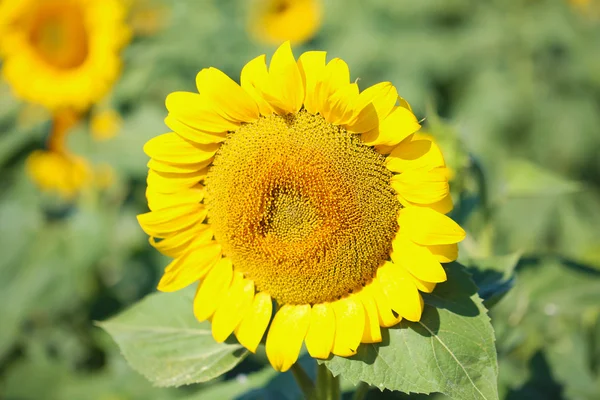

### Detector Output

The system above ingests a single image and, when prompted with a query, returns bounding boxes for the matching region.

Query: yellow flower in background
[0,0,130,112]
[570,0,590,7]
[26,109,91,199]
[249,0,322,45]
[569,0,600,18]
[137,42,465,371]
[27,149,91,199]
[91,108,123,141]
[126,0,170,37]
[94,163,117,190]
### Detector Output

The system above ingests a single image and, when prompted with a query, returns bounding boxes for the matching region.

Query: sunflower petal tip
[156,279,171,293]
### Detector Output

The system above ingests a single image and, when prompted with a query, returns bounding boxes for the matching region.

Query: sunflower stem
[352,381,370,400]
[315,363,340,400]
[291,362,316,399]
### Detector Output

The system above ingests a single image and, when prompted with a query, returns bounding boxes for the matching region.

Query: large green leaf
[99,288,248,387]
[323,263,498,400]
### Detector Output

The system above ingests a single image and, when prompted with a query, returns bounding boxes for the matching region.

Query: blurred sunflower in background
[26,149,91,199]
[26,109,91,199]
[568,0,600,19]
[570,0,590,7]
[90,108,123,141]
[249,0,323,45]
[0,0,130,111]
[138,42,465,371]
[0,0,131,199]
[126,0,171,37]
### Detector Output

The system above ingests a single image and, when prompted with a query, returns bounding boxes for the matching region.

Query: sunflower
[248,0,322,45]
[0,0,130,111]
[26,109,91,199]
[138,42,466,372]
[413,132,456,181]
[91,108,123,141]
[26,149,91,199]
[570,0,589,7]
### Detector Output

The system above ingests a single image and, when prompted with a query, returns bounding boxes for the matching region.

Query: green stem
[290,362,315,399]
[352,381,370,400]
[315,363,340,400]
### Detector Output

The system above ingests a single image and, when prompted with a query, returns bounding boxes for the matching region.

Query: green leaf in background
[546,330,599,400]
[462,253,521,309]
[492,258,600,399]
[99,287,248,387]
[504,159,581,198]
[184,366,277,400]
[323,263,498,400]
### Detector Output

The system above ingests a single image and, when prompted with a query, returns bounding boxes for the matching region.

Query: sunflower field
[1,0,599,399]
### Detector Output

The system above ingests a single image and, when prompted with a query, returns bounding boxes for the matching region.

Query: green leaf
[184,367,277,400]
[546,331,599,400]
[462,253,520,308]
[491,258,600,398]
[504,159,581,198]
[323,263,498,400]
[98,288,248,387]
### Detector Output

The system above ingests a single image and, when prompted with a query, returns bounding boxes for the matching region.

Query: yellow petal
[266,304,310,372]
[211,272,255,342]
[235,292,272,353]
[150,224,212,257]
[427,243,459,263]
[164,115,227,144]
[144,132,220,164]
[362,105,421,146]
[147,158,212,174]
[365,278,402,328]
[314,58,350,115]
[331,295,365,357]
[146,169,207,193]
[397,192,454,215]
[157,242,222,292]
[324,83,359,125]
[240,54,274,116]
[297,51,327,114]
[137,203,206,237]
[305,303,335,359]
[391,169,449,205]
[196,67,259,123]
[398,207,466,245]
[386,138,446,173]
[346,82,398,133]
[194,258,233,321]
[357,289,382,343]
[165,91,239,133]
[398,96,413,112]
[377,261,424,322]
[357,82,398,117]
[146,185,205,211]
[374,144,396,155]
[410,274,437,293]
[391,235,447,283]
[265,41,304,114]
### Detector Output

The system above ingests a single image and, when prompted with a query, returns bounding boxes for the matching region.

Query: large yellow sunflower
[248,0,322,45]
[0,0,130,111]
[138,42,466,372]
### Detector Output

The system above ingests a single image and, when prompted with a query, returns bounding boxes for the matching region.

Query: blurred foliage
[1,0,599,398]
